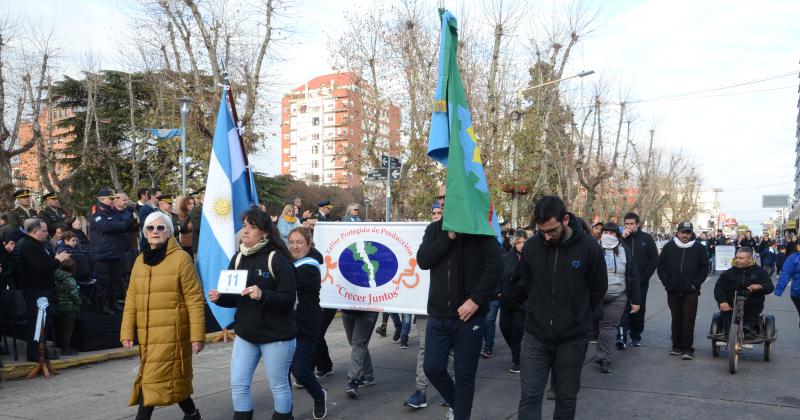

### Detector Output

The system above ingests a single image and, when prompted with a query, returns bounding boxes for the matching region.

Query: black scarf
[142,241,169,266]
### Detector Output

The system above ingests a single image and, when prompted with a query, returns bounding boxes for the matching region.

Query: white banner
[314,222,430,314]
[715,245,736,271]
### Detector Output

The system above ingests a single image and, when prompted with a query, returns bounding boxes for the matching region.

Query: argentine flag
[197,90,257,328]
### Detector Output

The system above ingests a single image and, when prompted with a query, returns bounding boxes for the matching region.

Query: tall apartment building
[280,72,400,187]
[12,106,76,194]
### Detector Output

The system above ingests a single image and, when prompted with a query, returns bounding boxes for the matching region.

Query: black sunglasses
[146,225,168,232]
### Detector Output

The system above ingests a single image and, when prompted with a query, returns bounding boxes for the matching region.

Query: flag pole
[220,62,258,206]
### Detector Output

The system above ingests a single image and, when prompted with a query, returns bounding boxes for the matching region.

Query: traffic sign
[389,168,400,180]
[366,168,387,181]
[381,155,401,169]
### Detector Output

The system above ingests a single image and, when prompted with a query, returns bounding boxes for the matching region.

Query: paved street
[2,274,800,420]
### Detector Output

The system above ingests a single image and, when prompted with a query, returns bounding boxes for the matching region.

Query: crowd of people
[4,184,800,420]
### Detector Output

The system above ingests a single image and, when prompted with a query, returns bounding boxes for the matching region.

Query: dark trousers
[499,307,525,365]
[56,311,78,349]
[135,393,196,420]
[381,312,401,329]
[95,259,123,306]
[792,296,800,323]
[291,339,325,401]
[423,316,484,420]
[667,292,699,353]
[518,332,587,420]
[23,289,53,362]
[719,301,764,331]
[620,274,650,343]
[313,308,337,373]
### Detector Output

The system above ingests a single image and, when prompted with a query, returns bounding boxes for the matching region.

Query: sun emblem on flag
[210,194,233,225]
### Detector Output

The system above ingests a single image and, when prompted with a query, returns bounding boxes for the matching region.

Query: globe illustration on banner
[338,241,399,288]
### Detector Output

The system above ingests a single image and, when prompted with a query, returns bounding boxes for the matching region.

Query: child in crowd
[53,258,81,357]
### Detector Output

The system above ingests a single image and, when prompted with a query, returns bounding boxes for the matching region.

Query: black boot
[272,412,294,420]
[183,410,201,420]
[233,411,253,420]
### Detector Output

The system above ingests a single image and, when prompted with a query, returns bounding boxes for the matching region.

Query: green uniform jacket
[53,269,81,314]
[8,206,38,233]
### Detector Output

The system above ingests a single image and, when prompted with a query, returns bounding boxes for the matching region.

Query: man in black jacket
[657,221,709,360]
[516,196,607,420]
[619,212,659,347]
[13,218,69,361]
[417,184,503,420]
[90,188,136,314]
[714,247,773,335]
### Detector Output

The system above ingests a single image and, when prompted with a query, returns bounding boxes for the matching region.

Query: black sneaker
[669,348,681,356]
[509,363,520,373]
[346,380,359,398]
[630,339,642,347]
[313,389,327,419]
[392,329,401,342]
[681,352,694,360]
[315,370,333,379]
[615,339,626,350]
[400,338,408,349]
[600,360,613,374]
[359,377,375,387]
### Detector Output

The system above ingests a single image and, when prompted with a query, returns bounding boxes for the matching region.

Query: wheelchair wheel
[764,315,776,362]
[728,323,740,374]
[764,341,772,362]
[712,339,720,357]
[710,313,721,358]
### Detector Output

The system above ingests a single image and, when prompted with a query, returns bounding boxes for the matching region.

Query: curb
[1,330,235,381]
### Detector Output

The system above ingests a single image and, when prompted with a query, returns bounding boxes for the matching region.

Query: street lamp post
[177,96,193,196]
[507,70,595,227]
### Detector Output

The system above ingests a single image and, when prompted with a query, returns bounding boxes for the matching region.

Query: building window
[312,117,320,126]
[312,160,319,169]
[312,144,319,154]
[312,133,320,140]
[327,115,334,122]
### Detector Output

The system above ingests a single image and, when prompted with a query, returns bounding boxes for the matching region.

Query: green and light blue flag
[428,10,501,242]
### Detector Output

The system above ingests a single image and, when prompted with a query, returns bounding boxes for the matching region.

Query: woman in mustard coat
[121,211,206,420]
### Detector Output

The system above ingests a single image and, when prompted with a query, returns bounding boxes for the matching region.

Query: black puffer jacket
[622,230,659,283]
[657,236,709,294]
[714,264,773,307]
[516,215,608,342]
[294,248,323,342]
[89,201,135,261]
[216,244,297,344]
[417,219,504,318]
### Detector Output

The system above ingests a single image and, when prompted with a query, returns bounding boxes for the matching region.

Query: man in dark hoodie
[417,183,504,420]
[657,221,709,360]
[516,195,608,420]
[619,212,659,347]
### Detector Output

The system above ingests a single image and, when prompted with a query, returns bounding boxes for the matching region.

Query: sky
[7,0,800,232]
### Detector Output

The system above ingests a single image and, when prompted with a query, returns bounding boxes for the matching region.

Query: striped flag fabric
[196,90,257,328]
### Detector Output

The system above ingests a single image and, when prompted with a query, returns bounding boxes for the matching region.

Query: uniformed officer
[40,191,67,236]
[8,189,38,233]
[315,199,334,222]
[158,194,181,240]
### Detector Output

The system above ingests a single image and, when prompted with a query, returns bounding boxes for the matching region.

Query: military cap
[318,199,332,208]
[159,194,174,204]
[13,189,32,199]
[43,191,59,201]
[189,187,205,197]
[97,187,115,198]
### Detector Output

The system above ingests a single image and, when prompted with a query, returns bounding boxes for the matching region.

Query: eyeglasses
[146,225,168,232]
[436,195,446,200]
[537,223,562,236]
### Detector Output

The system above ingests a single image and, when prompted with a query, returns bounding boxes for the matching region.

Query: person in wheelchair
[714,247,774,338]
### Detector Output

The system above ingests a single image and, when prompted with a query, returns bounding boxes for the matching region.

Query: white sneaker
[446,408,454,420]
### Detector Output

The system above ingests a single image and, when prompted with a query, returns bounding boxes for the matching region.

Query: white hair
[142,211,174,237]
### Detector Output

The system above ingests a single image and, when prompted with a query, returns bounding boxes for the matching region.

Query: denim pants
[400,314,413,340]
[342,311,378,381]
[518,332,587,420]
[382,312,402,330]
[290,339,325,401]
[483,299,500,352]
[423,316,484,420]
[230,336,296,413]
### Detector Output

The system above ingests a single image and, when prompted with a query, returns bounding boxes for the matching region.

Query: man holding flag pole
[419,9,504,420]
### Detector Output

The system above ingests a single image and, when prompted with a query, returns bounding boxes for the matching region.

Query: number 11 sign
[217,270,249,294]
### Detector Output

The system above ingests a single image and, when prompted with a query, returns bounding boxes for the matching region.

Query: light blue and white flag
[197,90,257,328]
[149,128,183,139]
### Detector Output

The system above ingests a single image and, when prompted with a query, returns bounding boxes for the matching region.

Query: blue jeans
[291,340,325,401]
[518,332,587,420]
[230,336,296,413]
[423,316,484,420]
[483,299,500,352]
[400,314,413,340]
